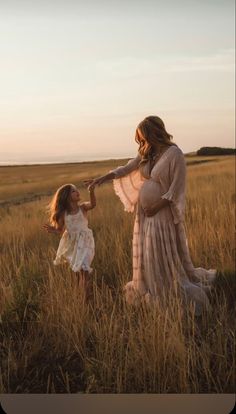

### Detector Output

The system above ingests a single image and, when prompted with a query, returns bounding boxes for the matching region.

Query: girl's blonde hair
[48,184,73,227]
[135,115,175,159]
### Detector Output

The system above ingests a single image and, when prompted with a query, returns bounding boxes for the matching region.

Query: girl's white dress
[111,145,216,315]
[53,208,95,273]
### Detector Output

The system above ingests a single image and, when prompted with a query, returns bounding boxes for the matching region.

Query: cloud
[167,49,235,72]
[95,49,235,80]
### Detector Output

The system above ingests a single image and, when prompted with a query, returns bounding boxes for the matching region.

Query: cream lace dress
[111,145,216,315]
[53,208,95,273]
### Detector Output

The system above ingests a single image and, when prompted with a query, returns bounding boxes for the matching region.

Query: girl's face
[70,185,80,202]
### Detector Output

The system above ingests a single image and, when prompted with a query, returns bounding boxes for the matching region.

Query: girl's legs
[79,270,92,302]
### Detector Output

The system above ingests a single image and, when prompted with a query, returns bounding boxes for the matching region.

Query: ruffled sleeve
[110,153,146,213]
[161,147,186,224]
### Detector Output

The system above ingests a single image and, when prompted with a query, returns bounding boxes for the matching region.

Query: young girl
[44,183,96,298]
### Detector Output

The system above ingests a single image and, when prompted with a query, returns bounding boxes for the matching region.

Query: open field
[0,155,235,393]
[0,155,230,205]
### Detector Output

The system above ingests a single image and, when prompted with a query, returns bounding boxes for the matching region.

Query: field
[0,155,235,393]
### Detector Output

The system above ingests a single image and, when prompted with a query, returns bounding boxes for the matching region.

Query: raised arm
[80,185,96,212]
[85,153,141,187]
[110,153,141,178]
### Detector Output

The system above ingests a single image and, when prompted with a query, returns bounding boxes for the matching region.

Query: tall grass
[0,157,235,393]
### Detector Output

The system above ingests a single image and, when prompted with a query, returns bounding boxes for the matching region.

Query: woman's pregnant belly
[139,179,163,209]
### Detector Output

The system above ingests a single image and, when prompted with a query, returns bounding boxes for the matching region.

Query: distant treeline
[197,147,236,156]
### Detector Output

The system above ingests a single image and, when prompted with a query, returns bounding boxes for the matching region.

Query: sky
[0,0,235,163]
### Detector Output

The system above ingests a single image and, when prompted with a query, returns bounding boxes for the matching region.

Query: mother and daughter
[44,115,216,314]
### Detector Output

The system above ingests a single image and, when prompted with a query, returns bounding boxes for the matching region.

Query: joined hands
[84,176,106,188]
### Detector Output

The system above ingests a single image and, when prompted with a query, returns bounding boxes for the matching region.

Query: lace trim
[113,169,146,213]
[113,179,134,212]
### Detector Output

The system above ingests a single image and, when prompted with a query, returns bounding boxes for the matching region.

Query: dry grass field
[0,155,235,393]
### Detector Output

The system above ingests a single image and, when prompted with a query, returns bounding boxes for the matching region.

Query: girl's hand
[43,224,58,233]
[88,183,95,192]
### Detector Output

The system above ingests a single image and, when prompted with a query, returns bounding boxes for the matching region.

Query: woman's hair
[135,115,175,159]
[48,184,73,227]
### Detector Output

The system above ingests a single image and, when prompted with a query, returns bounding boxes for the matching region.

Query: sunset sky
[0,0,234,163]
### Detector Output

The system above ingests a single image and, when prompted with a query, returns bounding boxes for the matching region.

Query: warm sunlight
[0,0,234,164]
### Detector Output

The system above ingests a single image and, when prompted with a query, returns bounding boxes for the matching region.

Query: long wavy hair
[48,184,73,227]
[135,115,175,159]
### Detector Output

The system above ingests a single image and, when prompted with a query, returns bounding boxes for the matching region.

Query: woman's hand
[143,199,170,217]
[84,177,104,187]
[142,205,160,217]
[84,172,115,188]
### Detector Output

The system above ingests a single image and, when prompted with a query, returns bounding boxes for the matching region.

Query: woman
[87,116,216,315]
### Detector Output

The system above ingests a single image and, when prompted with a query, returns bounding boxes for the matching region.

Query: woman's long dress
[111,145,216,315]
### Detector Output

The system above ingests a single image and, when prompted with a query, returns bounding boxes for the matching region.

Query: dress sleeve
[161,147,186,224]
[110,153,145,213]
[110,153,141,178]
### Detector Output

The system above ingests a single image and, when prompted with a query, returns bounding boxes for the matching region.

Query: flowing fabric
[54,209,95,273]
[111,145,216,315]
[113,168,146,212]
